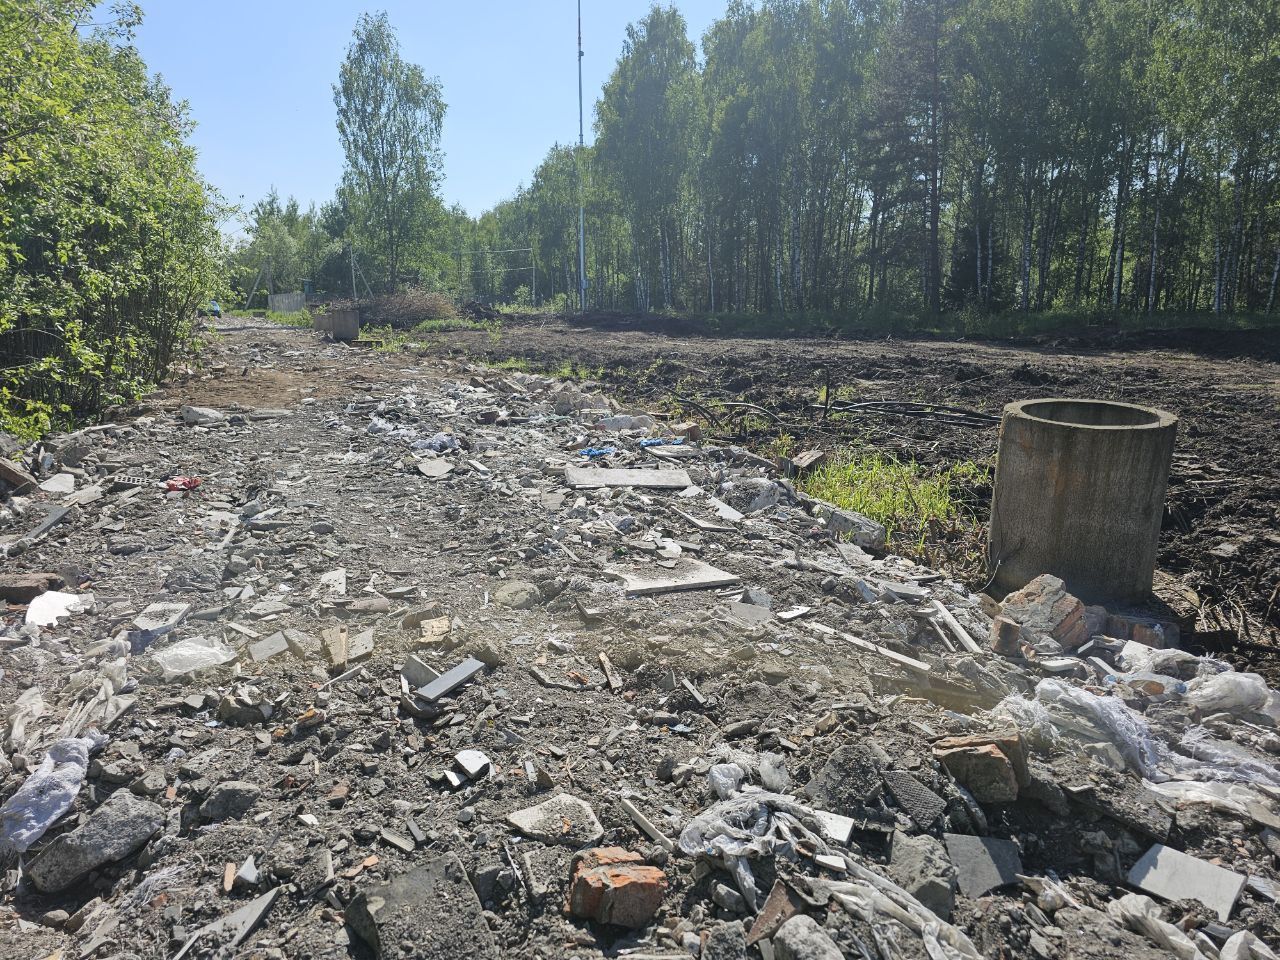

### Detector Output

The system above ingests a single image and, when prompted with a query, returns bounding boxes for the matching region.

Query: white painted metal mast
[576,0,587,312]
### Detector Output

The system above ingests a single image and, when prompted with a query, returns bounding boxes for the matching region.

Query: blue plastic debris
[579,447,617,459]
[639,437,683,448]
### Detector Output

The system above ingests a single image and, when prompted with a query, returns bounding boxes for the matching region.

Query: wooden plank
[564,466,691,490]
[610,559,740,597]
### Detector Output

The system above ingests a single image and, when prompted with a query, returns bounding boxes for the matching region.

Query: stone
[704,920,748,960]
[1127,843,1245,922]
[804,745,882,812]
[38,472,75,494]
[773,915,843,960]
[132,602,191,643]
[494,580,540,609]
[0,456,37,492]
[401,603,444,630]
[934,741,1019,803]
[998,575,1087,649]
[882,771,947,829]
[249,631,290,663]
[507,794,603,846]
[809,501,887,550]
[346,853,498,959]
[200,780,262,821]
[0,572,63,604]
[181,405,225,426]
[26,792,164,893]
[713,881,747,913]
[130,769,167,797]
[565,847,666,928]
[944,834,1022,898]
[888,832,956,920]
[455,750,491,780]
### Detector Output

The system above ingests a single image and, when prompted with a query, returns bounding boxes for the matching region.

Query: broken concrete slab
[809,501,888,550]
[944,834,1023,898]
[172,888,279,960]
[507,794,603,846]
[0,456,37,492]
[248,631,290,663]
[38,472,75,494]
[609,558,740,597]
[564,465,692,489]
[346,853,498,960]
[131,601,190,643]
[417,656,485,703]
[774,915,843,960]
[1127,843,1245,922]
[888,831,956,920]
[27,791,164,893]
[200,780,262,821]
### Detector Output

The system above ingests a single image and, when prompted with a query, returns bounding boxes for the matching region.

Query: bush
[352,288,458,329]
[0,3,224,437]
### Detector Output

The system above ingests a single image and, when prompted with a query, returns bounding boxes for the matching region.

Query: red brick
[566,847,665,928]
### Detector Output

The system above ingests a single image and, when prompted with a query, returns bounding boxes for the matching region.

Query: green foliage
[801,450,990,545]
[334,12,446,294]
[0,1,224,436]
[470,0,1280,326]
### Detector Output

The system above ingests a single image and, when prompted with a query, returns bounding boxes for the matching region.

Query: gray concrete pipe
[989,398,1177,605]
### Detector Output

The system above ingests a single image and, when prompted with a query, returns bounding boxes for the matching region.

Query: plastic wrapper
[707,763,747,800]
[1034,678,1167,778]
[1105,893,1208,960]
[991,694,1060,752]
[149,635,237,681]
[823,863,983,960]
[0,732,107,854]
[1222,932,1279,960]
[1185,671,1270,717]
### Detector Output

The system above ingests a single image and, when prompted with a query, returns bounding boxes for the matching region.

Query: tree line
[477,0,1280,321]
[1,1,224,436]
[232,0,1279,325]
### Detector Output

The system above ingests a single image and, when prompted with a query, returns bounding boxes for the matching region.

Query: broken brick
[565,847,666,928]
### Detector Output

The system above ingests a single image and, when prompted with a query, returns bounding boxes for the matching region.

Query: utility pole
[576,0,587,313]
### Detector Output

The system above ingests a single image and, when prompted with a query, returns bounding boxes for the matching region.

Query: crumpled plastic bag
[708,763,746,800]
[0,731,107,854]
[679,791,820,908]
[822,862,983,960]
[411,432,459,453]
[1185,671,1270,717]
[991,694,1060,752]
[149,635,237,681]
[1222,931,1279,960]
[1105,893,1208,960]
[1034,678,1168,778]
[3,687,46,755]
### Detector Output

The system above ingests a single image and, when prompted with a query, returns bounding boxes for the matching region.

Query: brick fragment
[565,847,665,928]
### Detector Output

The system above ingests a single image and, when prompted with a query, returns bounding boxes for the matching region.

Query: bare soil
[418,313,1280,672]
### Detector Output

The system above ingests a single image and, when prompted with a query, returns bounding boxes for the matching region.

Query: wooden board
[564,466,691,490]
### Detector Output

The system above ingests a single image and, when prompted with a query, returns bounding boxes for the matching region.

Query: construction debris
[0,324,1276,960]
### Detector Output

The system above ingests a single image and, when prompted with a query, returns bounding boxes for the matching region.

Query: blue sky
[133,1,726,223]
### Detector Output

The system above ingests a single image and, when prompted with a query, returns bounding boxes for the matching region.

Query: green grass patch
[800,448,989,544]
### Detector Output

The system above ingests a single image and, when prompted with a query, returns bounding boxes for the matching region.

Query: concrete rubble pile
[0,327,1277,959]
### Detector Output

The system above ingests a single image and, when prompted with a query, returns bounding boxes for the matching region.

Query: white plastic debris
[1221,931,1280,960]
[25,590,94,627]
[0,732,106,854]
[1185,671,1270,717]
[149,635,237,681]
[1105,892,1208,960]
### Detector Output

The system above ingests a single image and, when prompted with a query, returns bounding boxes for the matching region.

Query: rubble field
[2,322,1279,960]
[421,314,1280,671]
